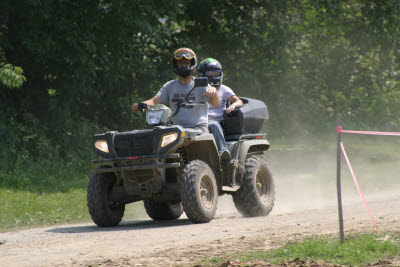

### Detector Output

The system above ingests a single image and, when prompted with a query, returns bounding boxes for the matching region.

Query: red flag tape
[338,128,400,136]
[340,142,381,234]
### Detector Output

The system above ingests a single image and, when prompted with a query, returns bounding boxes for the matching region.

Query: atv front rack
[92,153,181,174]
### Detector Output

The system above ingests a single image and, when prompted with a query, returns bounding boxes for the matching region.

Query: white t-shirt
[156,79,209,128]
[208,84,235,122]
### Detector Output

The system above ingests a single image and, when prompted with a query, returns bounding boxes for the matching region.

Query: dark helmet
[172,48,197,78]
[198,58,223,88]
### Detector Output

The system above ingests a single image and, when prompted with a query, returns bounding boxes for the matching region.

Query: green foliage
[0,0,181,163]
[0,155,91,192]
[0,0,400,164]
[0,63,26,87]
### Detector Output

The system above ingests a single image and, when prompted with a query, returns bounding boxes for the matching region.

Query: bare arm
[203,86,220,108]
[131,96,163,112]
[226,95,243,114]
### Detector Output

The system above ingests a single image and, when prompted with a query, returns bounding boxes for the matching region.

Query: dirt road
[1,191,399,267]
[1,149,399,267]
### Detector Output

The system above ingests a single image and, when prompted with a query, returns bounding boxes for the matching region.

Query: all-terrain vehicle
[88,78,275,227]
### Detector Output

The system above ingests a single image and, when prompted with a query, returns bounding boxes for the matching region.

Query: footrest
[222,185,240,192]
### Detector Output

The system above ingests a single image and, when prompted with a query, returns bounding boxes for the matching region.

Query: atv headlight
[94,140,109,153]
[146,109,164,125]
[160,132,178,147]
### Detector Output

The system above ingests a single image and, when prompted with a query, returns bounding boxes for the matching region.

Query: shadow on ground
[46,218,194,234]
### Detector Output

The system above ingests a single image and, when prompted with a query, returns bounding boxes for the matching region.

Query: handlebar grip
[138,102,148,112]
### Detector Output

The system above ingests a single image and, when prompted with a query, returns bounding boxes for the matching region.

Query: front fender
[183,136,220,186]
[233,139,270,166]
[184,138,219,167]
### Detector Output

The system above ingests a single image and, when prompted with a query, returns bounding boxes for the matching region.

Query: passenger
[198,58,243,161]
[132,48,220,133]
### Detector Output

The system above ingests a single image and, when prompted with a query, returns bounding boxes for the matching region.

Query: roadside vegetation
[196,233,400,266]
[0,156,148,232]
[2,1,400,173]
[0,158,92,231]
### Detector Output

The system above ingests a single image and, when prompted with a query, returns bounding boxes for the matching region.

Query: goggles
[174,49,194,60]
[204,70,222,77]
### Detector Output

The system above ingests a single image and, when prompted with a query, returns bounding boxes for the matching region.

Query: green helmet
[198,58,223,88]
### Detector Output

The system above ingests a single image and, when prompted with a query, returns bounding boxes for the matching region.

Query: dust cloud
[124,137,400,221]
[266,137,400,216]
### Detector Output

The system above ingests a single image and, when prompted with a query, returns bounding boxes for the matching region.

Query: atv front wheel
[87,168,125,227]
[232,155,275,217]
[180,160,218,223]
[144,200,183,220]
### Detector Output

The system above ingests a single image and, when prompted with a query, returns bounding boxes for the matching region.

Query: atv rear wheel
[180,160,218,223]
[232,155,275,217]
[87,168,125,227]
[143,200,183,220]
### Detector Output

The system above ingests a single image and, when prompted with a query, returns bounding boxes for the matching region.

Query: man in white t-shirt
[131,48,219,133]
[198,58,243,160]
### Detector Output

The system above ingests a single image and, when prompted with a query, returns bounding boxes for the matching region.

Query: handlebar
[180,102,205,108]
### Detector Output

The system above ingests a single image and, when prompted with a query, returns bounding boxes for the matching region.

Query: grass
[0,158,93,231]
[0,156,148,232]
[196,233,400,266]
[266,234,400,265]
[0,188,90,231]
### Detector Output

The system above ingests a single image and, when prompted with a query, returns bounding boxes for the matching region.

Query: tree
[1,0,400,162]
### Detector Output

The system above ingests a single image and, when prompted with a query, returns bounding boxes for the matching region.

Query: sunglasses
[174,49,194,60]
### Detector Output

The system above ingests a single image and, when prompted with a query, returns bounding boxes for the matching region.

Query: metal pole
[336,115,344,244]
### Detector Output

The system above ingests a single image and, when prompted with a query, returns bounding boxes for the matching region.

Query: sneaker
[219,150,231,165]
